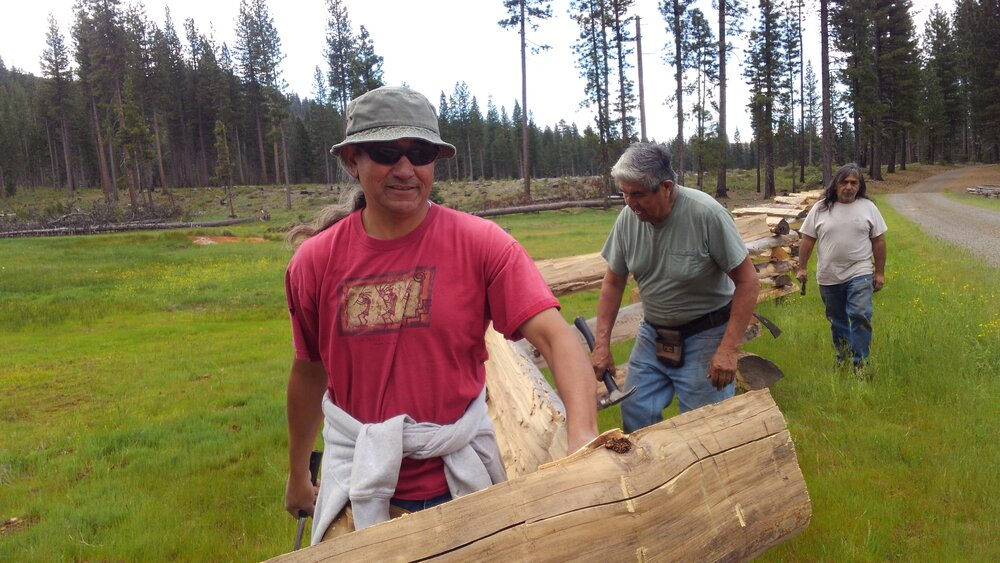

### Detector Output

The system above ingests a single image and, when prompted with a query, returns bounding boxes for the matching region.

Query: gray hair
[610,143,676,192]
[285,186,366,249]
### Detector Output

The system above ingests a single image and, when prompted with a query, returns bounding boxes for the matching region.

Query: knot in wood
[603,436,632,454]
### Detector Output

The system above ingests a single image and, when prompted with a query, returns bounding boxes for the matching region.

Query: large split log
[267,389,811,562]
[482,327,568,478]
[734,215,773,242]
[731,205,808,219]
[534,252,607,296]
[745,232,800,255]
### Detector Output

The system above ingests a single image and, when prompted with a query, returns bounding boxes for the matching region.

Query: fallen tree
[0,216,262,239]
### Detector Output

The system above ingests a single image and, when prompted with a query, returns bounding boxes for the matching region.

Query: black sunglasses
[358,142,439,166]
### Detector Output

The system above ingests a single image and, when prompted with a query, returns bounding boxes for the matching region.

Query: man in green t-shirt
[589,143,759,432]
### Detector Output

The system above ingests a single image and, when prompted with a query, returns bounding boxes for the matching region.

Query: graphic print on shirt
[338,267,434,335]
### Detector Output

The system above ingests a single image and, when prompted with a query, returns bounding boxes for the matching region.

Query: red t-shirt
[285,203,558,499]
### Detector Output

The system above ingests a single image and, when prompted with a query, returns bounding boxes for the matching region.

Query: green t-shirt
[601,186,749,326]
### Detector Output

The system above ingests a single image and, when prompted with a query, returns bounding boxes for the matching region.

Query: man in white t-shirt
[796,163,888,370]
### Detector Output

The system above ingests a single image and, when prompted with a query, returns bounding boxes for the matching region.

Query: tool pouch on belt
[654,328,684,367]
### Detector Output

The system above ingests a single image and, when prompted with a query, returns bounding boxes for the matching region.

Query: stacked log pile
[732,189,824,299]
[967,185,1000,198]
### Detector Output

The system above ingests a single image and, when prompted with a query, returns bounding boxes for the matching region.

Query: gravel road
[886,167,1000,268]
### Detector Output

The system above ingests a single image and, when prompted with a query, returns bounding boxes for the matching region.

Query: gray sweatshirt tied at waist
[311,387,507,544]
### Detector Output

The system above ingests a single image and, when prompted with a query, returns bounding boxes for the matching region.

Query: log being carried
[268,389,811,562]
[275,116,812,559]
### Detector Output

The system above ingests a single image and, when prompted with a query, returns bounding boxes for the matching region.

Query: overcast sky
[1,0,953,144]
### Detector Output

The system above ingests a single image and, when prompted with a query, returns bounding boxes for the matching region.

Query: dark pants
[390,491,453,512]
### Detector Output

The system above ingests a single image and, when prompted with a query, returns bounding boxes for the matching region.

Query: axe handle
[293,450,323,550]
[574,316,621,394]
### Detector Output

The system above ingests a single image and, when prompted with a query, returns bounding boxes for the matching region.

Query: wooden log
[734,215,773,242]
[772,195,810,206]
[759,274,794,288]
[731,205,808,219]
[472,199,615,218]
[755,260,793,277]
[534,252,607,296]
[267,389,811,562]
[758,284,801,302]
[746,233,800,255]
[766,216,790,235]
[483,327,567,478]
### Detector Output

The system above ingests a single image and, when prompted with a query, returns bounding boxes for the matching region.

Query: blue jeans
[818,274,874,366]
[620,321,734,433]
[389,491,452,512]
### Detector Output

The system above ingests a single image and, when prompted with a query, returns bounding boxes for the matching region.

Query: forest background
[0,0,998,222]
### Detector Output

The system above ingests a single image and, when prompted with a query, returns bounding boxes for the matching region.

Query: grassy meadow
[2,167,999,560]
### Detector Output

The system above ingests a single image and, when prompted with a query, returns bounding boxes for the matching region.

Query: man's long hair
[819,163,870,211]
[285,186,366,249]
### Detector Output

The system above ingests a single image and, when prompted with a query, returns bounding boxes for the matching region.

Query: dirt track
[886,167,1000,268]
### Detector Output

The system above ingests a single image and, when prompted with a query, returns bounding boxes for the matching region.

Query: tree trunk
[715,1,728,199]
[91,97,115,204]
[152,111,173,205]
[820,0,833,184]
[256,107,269,184]
[282,122,292,210]
[61,120,76,195]
[519,0,531,200]
[235,124,247,185]
[673,1,685,185]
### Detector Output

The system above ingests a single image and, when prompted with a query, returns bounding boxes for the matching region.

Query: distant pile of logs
[966,185,1000,198]
[733,189,825,299]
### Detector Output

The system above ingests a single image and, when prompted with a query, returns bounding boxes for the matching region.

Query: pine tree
[40,14,77,194]
[499,0,554,200]
[715,0,746,198]
[234,0,284,184]
[571,0,614,194]
[920,5,962,163]
[661,0,695,184]
[744,0,785,198]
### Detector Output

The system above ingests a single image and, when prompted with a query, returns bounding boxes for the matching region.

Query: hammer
[573,316,637,409]
[292,450,323,551]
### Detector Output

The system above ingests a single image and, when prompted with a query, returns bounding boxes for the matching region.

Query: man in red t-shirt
[283,86,598,543]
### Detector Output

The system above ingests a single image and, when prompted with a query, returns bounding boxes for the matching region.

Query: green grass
[944,190,1000,211]
[1,194,998,560]
[747,197,1000,561]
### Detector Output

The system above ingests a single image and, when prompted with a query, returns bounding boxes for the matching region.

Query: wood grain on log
[732,205,808,219]
[746,233,800,255]
[767,217,791,235]
[734,215,773,242]
[482,327,567,478]
[534,252,608,296]
[267,390,811,562]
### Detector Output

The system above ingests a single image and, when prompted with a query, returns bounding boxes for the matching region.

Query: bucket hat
[331,86,456,159]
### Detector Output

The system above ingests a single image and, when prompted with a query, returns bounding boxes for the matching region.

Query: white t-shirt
[799,198,888,285]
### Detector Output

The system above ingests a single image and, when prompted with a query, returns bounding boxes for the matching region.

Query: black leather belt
[649,301,732,338]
